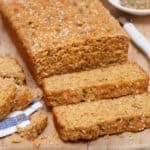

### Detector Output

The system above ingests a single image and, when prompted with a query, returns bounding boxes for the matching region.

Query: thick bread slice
[43,62,148,106]
[0,0,129,84]
[0,57,25,85]
[0,56,32,109]
[53,93,150,141]
[0,78,16,120]
[0,57,32,119]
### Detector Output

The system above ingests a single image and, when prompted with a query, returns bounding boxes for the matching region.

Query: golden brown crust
[43,62,148,106]
[18,111,48,140]
[0,0,129,84]
[53,93,150,141]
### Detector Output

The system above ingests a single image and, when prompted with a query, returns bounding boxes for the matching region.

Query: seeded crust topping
[0,0,127,50]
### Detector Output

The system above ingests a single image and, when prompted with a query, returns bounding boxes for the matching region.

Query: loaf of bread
[0,57,31,119]
[43,62,148,106]
[0,0,129,84]
[53,93,150,141]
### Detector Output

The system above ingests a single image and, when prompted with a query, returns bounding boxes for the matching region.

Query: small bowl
[108,0,150,16]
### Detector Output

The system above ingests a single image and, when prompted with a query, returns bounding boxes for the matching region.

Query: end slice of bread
[53,93,150,141]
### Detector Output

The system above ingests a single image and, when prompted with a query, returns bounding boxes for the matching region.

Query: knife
[119,17,150,58]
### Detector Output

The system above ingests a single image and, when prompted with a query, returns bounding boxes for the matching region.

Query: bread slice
[0,57,31,107]
[0,78,16,120]
[53,93,150,141]
[0,57,32,119]
[0,0,129,84]
[43,62,148,106]
[18,111,48,140]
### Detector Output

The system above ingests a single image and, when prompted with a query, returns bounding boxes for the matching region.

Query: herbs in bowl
[108,0,150,15]
[121,0,150,10]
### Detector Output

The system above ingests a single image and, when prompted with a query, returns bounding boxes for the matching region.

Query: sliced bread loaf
[43,62,148,106]
[53,93,150,141]
[0,0,129,84]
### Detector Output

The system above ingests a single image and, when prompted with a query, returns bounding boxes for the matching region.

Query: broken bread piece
[0,81,32,120]
[43,62,148,106]
[18,111,48,140]
[53,93,150,141]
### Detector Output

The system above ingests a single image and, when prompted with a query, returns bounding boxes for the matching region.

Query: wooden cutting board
[0,1,150,150]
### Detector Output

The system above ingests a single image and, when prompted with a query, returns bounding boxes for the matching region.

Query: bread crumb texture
[0,57,31,120]
[18,111,48,140]
[0,78,16,120]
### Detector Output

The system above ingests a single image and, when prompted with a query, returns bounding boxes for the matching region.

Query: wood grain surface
[0,1,150,150]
